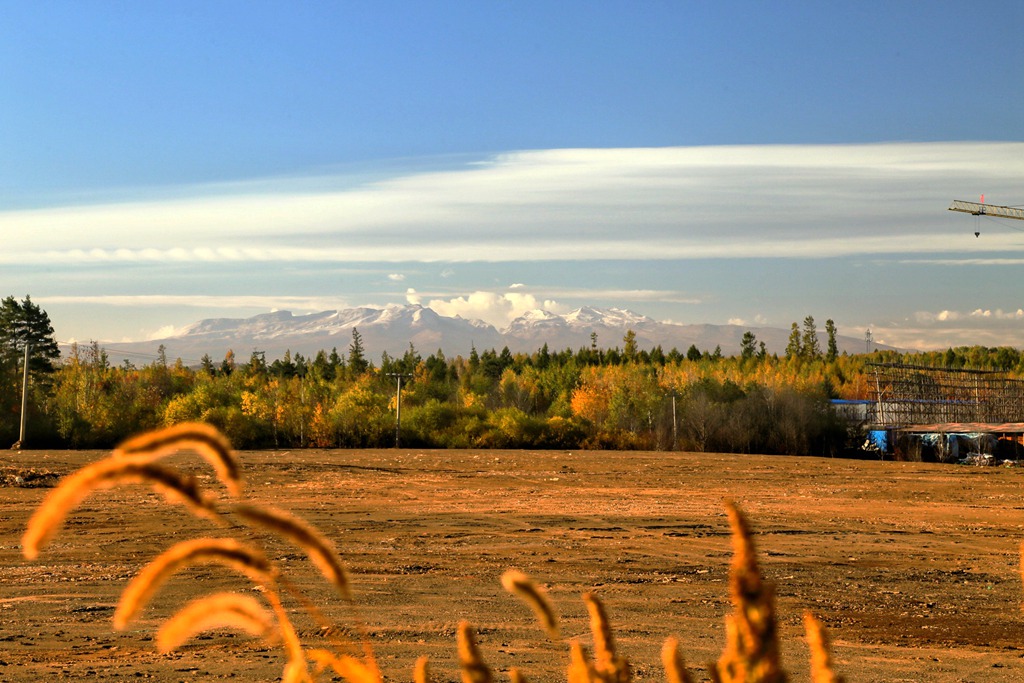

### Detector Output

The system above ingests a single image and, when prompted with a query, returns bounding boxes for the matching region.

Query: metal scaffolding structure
[869,363,1024,428]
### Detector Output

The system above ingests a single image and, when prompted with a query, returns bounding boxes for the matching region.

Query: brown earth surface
[3,447,1024,682]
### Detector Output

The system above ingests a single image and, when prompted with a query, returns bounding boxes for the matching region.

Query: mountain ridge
[100,304,896,363]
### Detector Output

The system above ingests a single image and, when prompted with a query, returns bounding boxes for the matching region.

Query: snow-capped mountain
[504,306,665,350]
[564,306,655,329]
[100,304,892,363]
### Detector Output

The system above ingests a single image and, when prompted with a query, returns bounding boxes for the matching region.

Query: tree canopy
[0,296,61,445]
[8,299,1024,455]
[0,296,60,374]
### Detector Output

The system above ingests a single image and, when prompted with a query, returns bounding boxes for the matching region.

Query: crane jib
[948,200,1024,221]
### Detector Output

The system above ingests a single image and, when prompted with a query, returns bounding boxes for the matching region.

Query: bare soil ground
[3,448,1024,682]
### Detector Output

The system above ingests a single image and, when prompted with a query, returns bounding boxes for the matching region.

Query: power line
[57,340,206,366]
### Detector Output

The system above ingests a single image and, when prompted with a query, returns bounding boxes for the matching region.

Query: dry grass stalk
[21,455,217,560]
[115,537,275,629]
[114,422,243,497]
[509,667,528,683]
[310,650,382,683]
[501,570,560,639]
[583,592,614,671]
[234,504,353,603]
[715,501,786,683]
[413,655,430,683]
[156,591,276,653]
[457,620,493,683]
[258,575,316,681]
[284,659,315,683]
[661,637,694,683]
[568,639,595,683]
[803,613,844,683]
[583,592,630,683]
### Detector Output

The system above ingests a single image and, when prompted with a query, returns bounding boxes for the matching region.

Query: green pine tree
[0,295,61,375]
[825,319,839,362]
[785,322,802,360]
[740,331,757,360]
[348,328,369,375]
[623,330,639,362]
[801,315,821,360]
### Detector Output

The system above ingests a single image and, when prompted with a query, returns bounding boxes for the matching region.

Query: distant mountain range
[100,304,895,363]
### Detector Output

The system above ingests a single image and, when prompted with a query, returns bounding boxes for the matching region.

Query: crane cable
[977,213,1024,234]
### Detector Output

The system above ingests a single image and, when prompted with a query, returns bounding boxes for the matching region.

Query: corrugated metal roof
[902,422,1024,434]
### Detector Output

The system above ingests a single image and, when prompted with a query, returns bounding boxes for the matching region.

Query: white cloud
[36,294,348,311]
[4,142,1023,265]
[867,306,1024,349]
[148,324,186,340]
[388,273,405,281]
[915,310,959,322]
[426,290,569,328]
[972,308,1024,320]
[408,284,696,327]
[869,323,1023,350]
[916,308,1024,324]
[899,258,1024,266]
[727,314,771,327]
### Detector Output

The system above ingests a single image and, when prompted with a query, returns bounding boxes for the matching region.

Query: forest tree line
[3,298,1024,453]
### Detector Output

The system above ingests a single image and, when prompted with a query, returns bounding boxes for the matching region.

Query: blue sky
[2,1,1023,351]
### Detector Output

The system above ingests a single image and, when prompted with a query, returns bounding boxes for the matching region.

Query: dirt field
[3,447,1024,682]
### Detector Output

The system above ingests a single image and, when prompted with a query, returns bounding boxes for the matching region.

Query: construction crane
[948,200,1024,220]
[948,199,1024,237]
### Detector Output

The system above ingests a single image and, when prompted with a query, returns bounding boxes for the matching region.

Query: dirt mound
[0,467,60,488]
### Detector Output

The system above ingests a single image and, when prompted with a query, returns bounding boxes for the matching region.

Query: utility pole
[671,391,677,451]
[298,372,305,447]
[18,343,30,448]
[386,372,412,448]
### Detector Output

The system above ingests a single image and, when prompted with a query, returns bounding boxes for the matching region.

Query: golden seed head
[22,456,217,560]
[457,621,493,683]
[414,656,431,683]
[156,592,276,654]
[311,651,381,683]
[662,637,694,683]
[115,537,273,630]
[583,592,616,673]
[501,569,560,639]
[235,504,352,602]
[567,640,594,683]
[716,502,786,683]
[804,613,844,683]
[114,422,243,497]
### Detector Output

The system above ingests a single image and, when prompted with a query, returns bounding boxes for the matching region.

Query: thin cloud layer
[4,142,1022,265]
[868,307,1024,350]
[914,308,1024,323]
[41,294,351,312]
